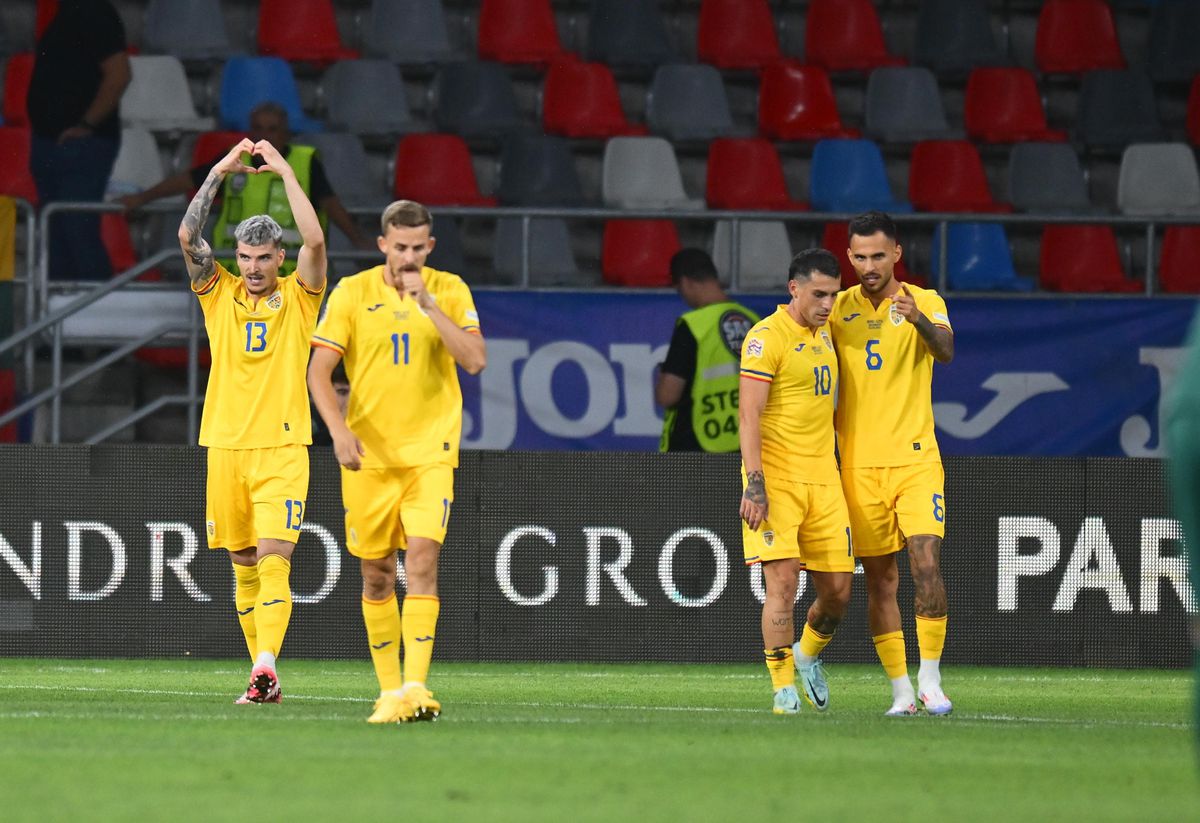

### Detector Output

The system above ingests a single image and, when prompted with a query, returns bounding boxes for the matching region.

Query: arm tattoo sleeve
[181,173,222,284]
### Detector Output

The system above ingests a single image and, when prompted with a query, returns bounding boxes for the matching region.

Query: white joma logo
[934,373,1069,438]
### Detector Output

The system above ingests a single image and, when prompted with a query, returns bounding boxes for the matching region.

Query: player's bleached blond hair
[381,200,432,234]
[234,214,283,248]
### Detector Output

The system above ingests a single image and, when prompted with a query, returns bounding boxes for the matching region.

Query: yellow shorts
[841,462,946,557]
[205,445,309,550]
[340,463,455,559]
[741,474,855,573]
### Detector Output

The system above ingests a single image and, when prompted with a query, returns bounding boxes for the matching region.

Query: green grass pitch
[0,659,1194,821]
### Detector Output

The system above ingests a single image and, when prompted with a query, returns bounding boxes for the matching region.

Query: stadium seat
[696,0,780,70]
[864,68,959,143]
[930,222,1035,291]
[101,213,163,282]
[821,222,922,288]
[808,139,912,213]
[757,61,859,141]
[542,59,645,139]
[0,126,36,203]
[1188,77,1200,146]
[35,0,58,41]
[585,0,676,68]
[120,56,215,133]
[805,0,906,72]
[711,220,793,292]
[1075,70,1166,150]
[493,217,584,286]
[1035,0,1125,74]
[106,128,169,202]
[1008,142,1095,214]
[1039,226,1142,292]
[478,0,566,67]
[218,57,322,133]
[706,138,806,211]
[322,60,419,136]
[393,133,496,206]
[2,53,33,128]
[1159,227,1200,293]
[187,130,245,191]
[363,0,456,65]
[601,137,704,210]
[1147,0,1200,82]
[432,61,526,139]
[908,140,1011,213]
[256,0,358,65]
[302,132,389,208]
[601,220,680,287]
[426,213,466,274]
[646,64,736,142]
[1116,143,1200,216]
[964,68,1067,144]
[143,0,233,61]
[496,133,584,207]
[913,0,1005,76]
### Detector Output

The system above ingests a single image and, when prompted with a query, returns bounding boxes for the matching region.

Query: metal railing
[4,200,1200,445]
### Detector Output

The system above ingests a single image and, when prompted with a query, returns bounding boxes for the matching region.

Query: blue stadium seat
[218,57,322,133]
[931,222,1036,291]
[809,139,912,213]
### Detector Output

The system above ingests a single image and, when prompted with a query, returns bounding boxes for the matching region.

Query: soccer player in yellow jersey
[308,200,486,724]
[739,249,854,715]
[832,211,954,717]
[178,137,327,704]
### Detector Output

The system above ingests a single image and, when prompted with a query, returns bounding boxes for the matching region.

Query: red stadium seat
[757,61,859,141]
[821,222,923,288]
[706,138,807,211]
[965,68,1068,144]
[805,0,905,72]
[0,126,37,204]
[99,213,162,282]
[188,131,245,195]
[602,220,680,286]
[542,59,646,138]
[256,0,358,64]
[1035,0,1125,74]
[1159,227,1200,293]
[908,140,1012,213]
[2,54,34,128]
[1039,226,1141,292]
[0,368,16,442]
[1187,77,1200,146]
[393,134,497,206]
[478,0,566,66]
[697,0,780,70]
[35,0,59,40]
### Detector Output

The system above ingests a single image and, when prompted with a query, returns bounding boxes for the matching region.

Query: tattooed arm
[738,375,771,530]
[178,139,255,286]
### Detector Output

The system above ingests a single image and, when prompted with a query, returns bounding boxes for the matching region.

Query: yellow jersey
[311,265,481,469]
[193,264,326,448]
[830,283,952,468]
[739,306,840,484]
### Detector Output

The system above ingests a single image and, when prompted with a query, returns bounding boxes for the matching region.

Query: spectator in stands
[656,248,758,452]
[27,0,131,281]
[119,102,374,266]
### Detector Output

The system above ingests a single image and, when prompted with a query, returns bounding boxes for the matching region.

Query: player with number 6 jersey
[830,210,954,717]
[180,137,328,706]
[309,200,486,725]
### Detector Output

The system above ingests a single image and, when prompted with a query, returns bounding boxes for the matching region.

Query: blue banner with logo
[459,292,1199,457]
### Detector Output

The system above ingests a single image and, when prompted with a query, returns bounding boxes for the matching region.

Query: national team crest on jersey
[206,520,215,537]
[762,530,774,547]
[889,303,904,326]
[745,337,765,358]
[720,310,755,357]
[820,330,833,349]
[266,291,283,311]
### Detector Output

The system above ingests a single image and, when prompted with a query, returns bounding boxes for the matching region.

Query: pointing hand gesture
[893,283,922,324]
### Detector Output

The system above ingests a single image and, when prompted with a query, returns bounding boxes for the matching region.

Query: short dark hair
[848,210,898,242]
[789,248,841,282]
[669,248,719,285]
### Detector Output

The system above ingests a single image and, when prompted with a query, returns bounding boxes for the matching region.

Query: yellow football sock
[401,595,440,686]
[797,623,833,661]
[872,631,908,679]
[232,562,259,660]
[915,615,947,661]
[254,554,293,659]
[362,593,403,693]
[764,646,795,691]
